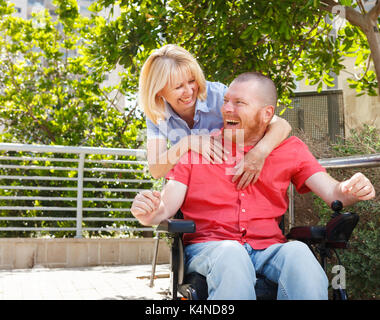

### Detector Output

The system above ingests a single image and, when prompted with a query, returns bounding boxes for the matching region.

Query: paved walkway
[0,264,171,300]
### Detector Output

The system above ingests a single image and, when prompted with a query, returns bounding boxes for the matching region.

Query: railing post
[76,153,85,238]
[288,183,295,229]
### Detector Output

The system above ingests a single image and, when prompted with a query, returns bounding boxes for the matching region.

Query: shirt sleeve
[291,139,327,194]
[165,152,193,186]
[146,117,167,140]
[208,81,228,95]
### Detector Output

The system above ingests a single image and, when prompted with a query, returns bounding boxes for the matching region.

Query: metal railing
[288,153,380,228]
[1,143,378,237]
[0,143,156,237]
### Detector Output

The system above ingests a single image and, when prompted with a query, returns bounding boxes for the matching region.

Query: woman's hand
[187,134,227,164]
[231,116,291,190]
[232,147,267,190]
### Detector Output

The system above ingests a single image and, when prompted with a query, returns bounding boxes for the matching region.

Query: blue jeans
[184,240,328,300]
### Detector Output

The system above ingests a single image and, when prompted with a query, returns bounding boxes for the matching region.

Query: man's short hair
[232,72,278,108]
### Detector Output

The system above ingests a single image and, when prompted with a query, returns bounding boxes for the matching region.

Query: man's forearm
[306,171,375,208]
[310,175,358,207]
[257,116,291,154]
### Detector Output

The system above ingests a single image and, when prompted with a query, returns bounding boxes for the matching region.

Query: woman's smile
[159,71,199,115]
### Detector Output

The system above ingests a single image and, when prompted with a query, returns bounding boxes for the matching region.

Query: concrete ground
[0,264,171,300]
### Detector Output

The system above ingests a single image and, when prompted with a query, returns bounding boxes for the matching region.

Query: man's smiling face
[221,80,274,145]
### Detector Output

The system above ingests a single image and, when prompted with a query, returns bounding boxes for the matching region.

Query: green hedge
[297,125,380,300]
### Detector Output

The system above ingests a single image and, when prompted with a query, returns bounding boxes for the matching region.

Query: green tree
[0,0,148,237]
[317,0,380,96]
[0,0,143,148]
[89,0,380,109]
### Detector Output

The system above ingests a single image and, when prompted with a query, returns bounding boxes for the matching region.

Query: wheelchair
[157,200,359,300]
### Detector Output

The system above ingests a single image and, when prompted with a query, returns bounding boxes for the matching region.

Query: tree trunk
[365,22,380,97]
[343,2,380,96]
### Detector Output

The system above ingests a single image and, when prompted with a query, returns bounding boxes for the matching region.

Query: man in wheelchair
[131,72,375,300]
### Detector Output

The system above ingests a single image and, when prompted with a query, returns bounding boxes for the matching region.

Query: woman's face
[159,70,199,115]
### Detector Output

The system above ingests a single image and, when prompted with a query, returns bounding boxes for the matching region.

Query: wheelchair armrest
[286,226,326,244]
[287,211,359,248]
[157,219,196,234]
[325,212,359,248]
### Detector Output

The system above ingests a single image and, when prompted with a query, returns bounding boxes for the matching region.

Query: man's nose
[222,101,234,112]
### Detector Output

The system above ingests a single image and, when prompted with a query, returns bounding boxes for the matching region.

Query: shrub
[294,125,380,299]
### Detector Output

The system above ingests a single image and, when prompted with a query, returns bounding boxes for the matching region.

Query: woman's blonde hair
[138,44,207,124]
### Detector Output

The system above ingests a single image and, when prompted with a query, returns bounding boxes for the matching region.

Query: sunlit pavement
[0,264,170,300]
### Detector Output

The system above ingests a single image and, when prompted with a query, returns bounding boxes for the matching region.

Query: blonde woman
[139,44,291,189]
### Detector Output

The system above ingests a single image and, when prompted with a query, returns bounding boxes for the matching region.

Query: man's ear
[263,105,275,124]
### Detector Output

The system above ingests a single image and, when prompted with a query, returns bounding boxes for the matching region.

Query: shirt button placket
[239,192,247,241]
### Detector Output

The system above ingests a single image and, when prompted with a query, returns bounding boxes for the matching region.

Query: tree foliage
[89,0,380,110]
[1,0,378,144]
[0,0,143,148]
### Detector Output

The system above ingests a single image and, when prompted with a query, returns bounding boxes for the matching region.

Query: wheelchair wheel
[333,288,348,300]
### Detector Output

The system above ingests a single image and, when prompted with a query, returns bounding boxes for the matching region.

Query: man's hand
[131,190,161,225]
[306,171,375,207]
[339,172,376,201]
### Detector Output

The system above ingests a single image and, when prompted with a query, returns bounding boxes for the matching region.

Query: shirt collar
[215,128,255,153]
[195,98,209,113]
[163,101,176,119]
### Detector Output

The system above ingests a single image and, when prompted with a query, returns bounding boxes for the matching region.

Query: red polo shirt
[166,135,326,249]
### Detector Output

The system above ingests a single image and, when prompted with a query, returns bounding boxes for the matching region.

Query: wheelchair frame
[156,200,359,300]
